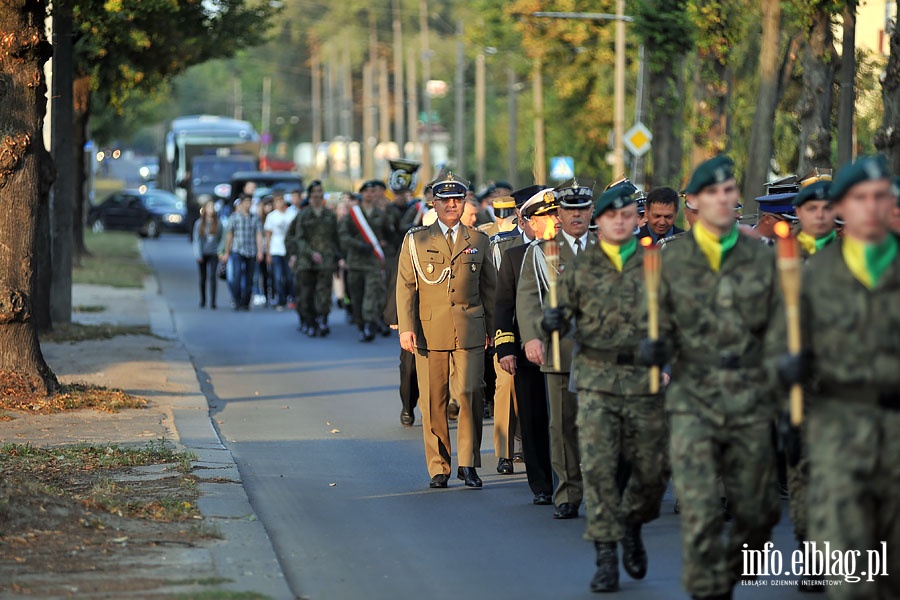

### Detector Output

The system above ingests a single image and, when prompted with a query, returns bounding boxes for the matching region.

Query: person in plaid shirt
[222,194,264,310]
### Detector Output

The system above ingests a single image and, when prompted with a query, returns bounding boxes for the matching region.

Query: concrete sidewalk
[0,278,295,599]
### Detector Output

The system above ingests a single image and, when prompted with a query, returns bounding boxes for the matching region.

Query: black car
[88,189,188,238]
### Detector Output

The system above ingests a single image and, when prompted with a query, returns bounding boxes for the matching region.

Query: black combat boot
[317,316,330,337]
[590,541,619,593]
[305,318,319,337]
[620,523,648,579]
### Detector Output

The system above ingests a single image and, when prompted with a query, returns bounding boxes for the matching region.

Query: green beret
[829,155,891,201]
[684,155,735,195]
[792,180,831,207]
[593,180,640,219]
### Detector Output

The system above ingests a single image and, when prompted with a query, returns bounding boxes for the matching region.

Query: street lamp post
[532,9,635,180]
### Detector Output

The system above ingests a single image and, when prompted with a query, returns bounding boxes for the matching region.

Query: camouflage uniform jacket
[517,235,595,374]
[659,232,779,426]
[558,241,653,395]
[287,207,340,271]
[766,234,900,407]
[338,205,389,272]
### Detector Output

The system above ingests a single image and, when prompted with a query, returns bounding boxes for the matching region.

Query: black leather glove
[777,411,803,467]
[776,350,812,388]
[540,306,569,336]
[639,337,670,367]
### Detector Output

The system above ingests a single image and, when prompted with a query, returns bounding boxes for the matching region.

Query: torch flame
[640,236,653,248]
[774,221,791,239]
[542,218,556,241]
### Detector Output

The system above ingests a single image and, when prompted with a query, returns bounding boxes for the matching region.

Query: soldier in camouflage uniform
[339,180,390,342]
[642,155,781,600]
[770,155,899,599]
[543,181,670,593]
[287,180,340,337]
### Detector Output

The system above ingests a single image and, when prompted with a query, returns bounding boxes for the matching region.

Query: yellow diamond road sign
[624,122,652,157]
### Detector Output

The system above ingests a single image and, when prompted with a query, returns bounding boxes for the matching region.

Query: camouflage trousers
[346,268,386,326]
[807,400,900,600]
[298,268,333,321]
[669,413,780,597]
[787,442,809,541]
[576,390,669,542]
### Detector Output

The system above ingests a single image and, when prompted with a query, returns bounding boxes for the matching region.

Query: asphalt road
[144,234,811,600]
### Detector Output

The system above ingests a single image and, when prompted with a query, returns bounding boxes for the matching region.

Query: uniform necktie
[574,238,582,255]
[446,228,455,251]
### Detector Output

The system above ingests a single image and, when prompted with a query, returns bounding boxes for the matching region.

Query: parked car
[88,188,187,238]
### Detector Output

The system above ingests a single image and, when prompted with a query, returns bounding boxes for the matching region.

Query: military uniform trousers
[347,268,385,327]
[493,354,518,459]
[514,357,553,496]
[669,412,781,597]
[414,347,484,477]
[546,372,582,507]
[298,268,333,321]
[787,437,810,541]
[577,390,669,542]
[807,400,900,599]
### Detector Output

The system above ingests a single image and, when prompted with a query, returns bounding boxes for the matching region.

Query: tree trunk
[0,0,59,395]
[837,1,856,166]
[648,59,687,188]
[72,73,91,263]
[742,0,783,217]
[797,7,837,175]
[874,10,900,173]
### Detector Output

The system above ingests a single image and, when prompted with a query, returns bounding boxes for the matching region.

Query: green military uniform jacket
[558,241,653,395]
[659,232,779,426]
[287,207,340,271]
[517,235,594,374]
[338,204,389,272]
[767,234,900,407]
[396,222,496,351]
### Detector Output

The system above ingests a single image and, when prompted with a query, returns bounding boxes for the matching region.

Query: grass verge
[74,230,151,288]
[0,376,146,415]
[40,322,155,343]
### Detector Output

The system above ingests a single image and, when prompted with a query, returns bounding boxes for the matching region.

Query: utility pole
[475,52,486,187]
[311,44,323,152]
[407,47,419,154]
[613,0,626,177]
[232,76,243,120]
[379,57,391,147]
[507,66,518,186]
[392,0,405,151]
[420,0,432,183]
[630,44,646,186]
[324,44,337,143]
[363,61,375,179]
[261,76,271,164]
[454,19,465,173]
[532,58,546,184]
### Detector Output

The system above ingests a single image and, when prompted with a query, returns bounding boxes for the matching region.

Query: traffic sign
[624,122,652,157]
[550,156,574,181]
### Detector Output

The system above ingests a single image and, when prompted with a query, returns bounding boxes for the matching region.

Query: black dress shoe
[448,402,459,421]
[400,410,414,427]
[496,458,514,475]
[532,492,553,505]
[457,467,483,488]
[553,502,579,519]
[429,474,449,488]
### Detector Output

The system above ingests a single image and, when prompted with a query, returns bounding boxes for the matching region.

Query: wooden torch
[641,237,662,393]
[774,220,804,426]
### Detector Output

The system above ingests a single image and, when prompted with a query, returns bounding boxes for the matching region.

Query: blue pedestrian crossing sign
[550,156,575,181]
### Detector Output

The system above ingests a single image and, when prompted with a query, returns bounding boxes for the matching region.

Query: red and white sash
[349,204,385,264]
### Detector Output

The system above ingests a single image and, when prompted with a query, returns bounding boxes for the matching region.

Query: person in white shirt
[264,191,295,309]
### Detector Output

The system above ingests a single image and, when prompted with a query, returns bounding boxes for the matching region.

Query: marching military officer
[771,155,899,599]
[517,180,593,520]
[493,185,555,505]
[396,173,496,489]
[543,181,670,592]
[288,180,340,336]
[339,180,390,342]
[792,169,837,258]
[641,155,781,600]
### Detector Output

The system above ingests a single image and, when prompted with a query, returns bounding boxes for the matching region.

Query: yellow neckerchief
[842,235,899,289]
[692,221,739,273]
[599,237,637,273]
[797,229,836,256]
